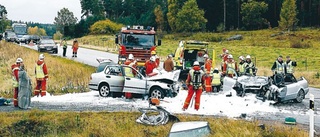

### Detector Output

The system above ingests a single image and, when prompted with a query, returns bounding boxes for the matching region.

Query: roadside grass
[0,110,308,137]
[0,42,96,98]
[78,28,320,87]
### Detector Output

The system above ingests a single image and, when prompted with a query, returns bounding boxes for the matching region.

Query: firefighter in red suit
[34,54,48,97]
[182,61,205,111]
[223,54,238,78]
[144,56,157,75]
[11,58,23,107]
[203,54,212,92]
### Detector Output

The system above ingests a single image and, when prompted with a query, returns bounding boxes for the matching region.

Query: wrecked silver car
[223,68,309,103]
[89,60,180,98]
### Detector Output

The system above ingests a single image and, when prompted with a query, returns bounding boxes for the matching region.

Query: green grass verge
[0,110,308,137]
[0,42,96,98]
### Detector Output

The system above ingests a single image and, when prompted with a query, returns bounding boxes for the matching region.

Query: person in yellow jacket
[211,68,221,93]
[34,54,48,97]
[238,56,246,76]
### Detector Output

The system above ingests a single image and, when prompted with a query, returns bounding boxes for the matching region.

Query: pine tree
[278,0,298,31]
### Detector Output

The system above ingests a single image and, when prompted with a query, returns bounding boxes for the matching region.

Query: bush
[53,31,63,40]
[89,19,123,35]
[290,40,312,48]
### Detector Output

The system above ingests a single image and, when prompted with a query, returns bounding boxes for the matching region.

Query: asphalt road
[2,43,320,133]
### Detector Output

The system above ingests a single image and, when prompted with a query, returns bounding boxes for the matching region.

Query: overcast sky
[0,0,82,24]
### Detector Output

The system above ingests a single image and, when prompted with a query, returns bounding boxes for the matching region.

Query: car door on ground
[104,66,124,92]
[122,66,147,94]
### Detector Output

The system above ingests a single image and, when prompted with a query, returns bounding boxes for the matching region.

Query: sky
[0,0,82,24]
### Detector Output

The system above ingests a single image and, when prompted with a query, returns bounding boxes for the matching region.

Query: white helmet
[246,55,251,59]
[150,56,156,62]
[203,54,208,58]
[128,54,134,60]
[239,56,244,60]
[225,50,229,54]
[39,54,45,60]
[227,54,233,59]
[193,61,200,66]
[16,58,23,63]
[214,68,219,71]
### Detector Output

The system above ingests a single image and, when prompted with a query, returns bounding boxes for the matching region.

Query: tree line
[2,0,319,38]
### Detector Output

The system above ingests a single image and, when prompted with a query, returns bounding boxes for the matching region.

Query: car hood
[40,43,56,46]
[147,69,181,84]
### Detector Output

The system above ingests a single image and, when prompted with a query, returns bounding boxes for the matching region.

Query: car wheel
[99,83,110,97]
[149,87,164,99]
[294,89,304,103]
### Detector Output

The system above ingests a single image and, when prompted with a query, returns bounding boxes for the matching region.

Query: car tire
[99,83,110,97]
[149,87,164,99]
[294,89,304,103]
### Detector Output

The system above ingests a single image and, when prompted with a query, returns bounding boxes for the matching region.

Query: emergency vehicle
[173,40,215,80]
[115,25,161,67]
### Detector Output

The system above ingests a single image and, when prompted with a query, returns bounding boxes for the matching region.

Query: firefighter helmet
[16,58,23,63]
[227,54,233,59]
[239,56,244,60]
[150,56,156,62]
[246,55,251,59]
[193,61,200,66]
[203,54,208,58]
[39,54,45,60]
[151,51,156,55]
[128,54,134,60]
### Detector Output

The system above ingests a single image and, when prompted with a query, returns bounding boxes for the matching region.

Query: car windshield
[121,34,155,47]
[41,39,55,44]
[7,32,16,37]
[169,126,210,137]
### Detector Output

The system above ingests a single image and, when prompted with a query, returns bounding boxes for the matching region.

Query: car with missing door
[89,60,180,99]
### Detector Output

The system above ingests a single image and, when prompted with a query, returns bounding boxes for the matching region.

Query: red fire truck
[115,25,161,67]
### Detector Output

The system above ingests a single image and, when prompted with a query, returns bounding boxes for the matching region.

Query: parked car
[26,35,40,44]
[3,31,19,43]
[168,121,211,137]
[37,39,58,53]
[18,35,30,43]
[89,62,180,99]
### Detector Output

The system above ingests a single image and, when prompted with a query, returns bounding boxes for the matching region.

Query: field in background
[77,29,320,87]
[0,42,95,98]
[0,110,309,137]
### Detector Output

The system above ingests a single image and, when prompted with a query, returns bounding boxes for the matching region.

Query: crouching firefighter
[182,61,205,111]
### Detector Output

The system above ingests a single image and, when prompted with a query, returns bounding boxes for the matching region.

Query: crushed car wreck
[223,68,309,103]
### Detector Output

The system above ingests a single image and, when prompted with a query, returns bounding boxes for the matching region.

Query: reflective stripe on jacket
[189,69,204,86]
[36,63,45,79]
[211,73,221,86]
[238,62,246,74]
[124,67,134,77]
[286,61,294,73]
[276,61,285,74]
[227,62,236,74]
